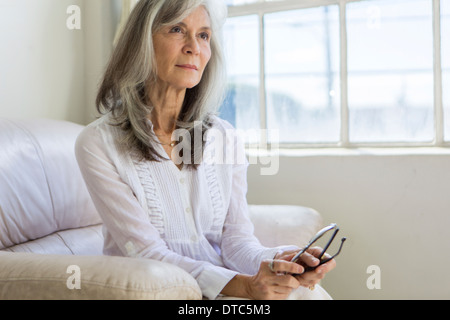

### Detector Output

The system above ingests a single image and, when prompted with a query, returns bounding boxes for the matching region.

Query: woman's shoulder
[80,113,122,137]
[75,114,120,152]
[75,117,103,154]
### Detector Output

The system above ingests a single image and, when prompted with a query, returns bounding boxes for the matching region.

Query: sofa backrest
[0,118,102,251]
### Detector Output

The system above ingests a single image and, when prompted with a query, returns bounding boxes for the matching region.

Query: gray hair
[96,0,228,165]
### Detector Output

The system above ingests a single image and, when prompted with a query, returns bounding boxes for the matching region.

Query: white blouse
[75,114,289,300]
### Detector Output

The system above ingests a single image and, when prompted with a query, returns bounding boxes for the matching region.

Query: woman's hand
[221,247,336,299]
[244,259,304,300]
[275,247,336,289]
[221,258,304,300]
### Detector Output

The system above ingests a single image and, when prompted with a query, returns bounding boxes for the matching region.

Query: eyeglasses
[291,223,346,271]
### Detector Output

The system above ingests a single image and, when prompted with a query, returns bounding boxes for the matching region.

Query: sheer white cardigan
[75,115,293,300]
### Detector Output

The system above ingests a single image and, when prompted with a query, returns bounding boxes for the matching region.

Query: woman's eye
[199,32,210,41]
[170,26,182,33]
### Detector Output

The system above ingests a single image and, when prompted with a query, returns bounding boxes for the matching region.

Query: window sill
[247,146,450,158]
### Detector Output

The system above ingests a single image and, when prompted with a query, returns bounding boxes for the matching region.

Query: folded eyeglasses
[291,223,346,271]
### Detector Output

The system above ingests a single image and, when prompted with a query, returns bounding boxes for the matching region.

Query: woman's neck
[147,82,186,134]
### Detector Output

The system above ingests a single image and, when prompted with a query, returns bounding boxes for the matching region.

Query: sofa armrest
[248,205,323,249]
[0,252,202,300]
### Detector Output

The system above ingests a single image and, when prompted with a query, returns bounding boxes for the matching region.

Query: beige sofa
[0,118,323,300]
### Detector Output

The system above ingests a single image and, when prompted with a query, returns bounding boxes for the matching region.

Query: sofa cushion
[0,251,202,300]
[3,224,104,255]
[0,118,101,250]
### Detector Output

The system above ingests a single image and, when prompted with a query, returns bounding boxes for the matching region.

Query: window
[221,0,450,147]
[442,0,450,141]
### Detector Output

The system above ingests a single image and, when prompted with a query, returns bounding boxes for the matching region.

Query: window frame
[226,0,449,149]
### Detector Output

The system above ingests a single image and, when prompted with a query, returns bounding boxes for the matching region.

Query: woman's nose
[183,35,200,55]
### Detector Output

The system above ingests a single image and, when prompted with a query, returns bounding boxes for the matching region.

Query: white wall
[83,0,121,124]
[0,0,119,125]
[247,149,450,299]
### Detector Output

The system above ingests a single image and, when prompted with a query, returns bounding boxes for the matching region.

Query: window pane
[264,6,340,143]
[442,0,450,141]
[222,15,260,138]
[347,0,434,143]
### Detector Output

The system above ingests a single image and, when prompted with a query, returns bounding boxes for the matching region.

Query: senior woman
[75,0,335,300]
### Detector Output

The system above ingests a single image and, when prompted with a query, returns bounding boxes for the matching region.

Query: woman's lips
[176,64,198,71]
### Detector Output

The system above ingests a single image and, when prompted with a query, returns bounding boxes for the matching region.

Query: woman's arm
[216,119,335,299]
[217,120,298,275]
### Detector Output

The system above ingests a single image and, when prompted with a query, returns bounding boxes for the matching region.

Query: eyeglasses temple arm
[319,237,347,265]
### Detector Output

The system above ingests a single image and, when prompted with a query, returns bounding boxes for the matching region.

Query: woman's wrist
[220,274,253,299]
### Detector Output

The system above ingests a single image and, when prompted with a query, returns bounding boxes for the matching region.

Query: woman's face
[152,6,212,91]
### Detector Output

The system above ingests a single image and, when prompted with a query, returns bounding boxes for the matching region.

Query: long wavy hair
[96,0,227,167]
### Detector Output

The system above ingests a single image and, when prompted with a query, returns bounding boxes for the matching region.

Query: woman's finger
[253,260,302,299]
[295,251,320,269]
[272,282,297,294]
[304,247,337,273]
[266,259,303,275]
[314,256,337,274]
[306,246,324,258]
